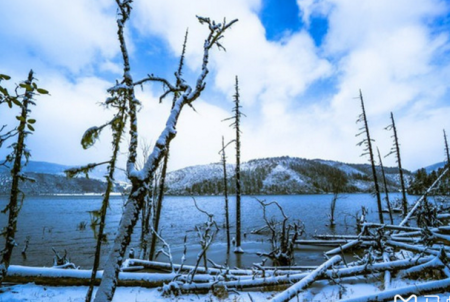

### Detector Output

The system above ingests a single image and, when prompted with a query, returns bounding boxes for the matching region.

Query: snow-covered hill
[164,156,412,195]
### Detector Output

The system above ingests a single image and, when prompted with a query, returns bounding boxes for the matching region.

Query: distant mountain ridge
[164,156,412,195]
[0,160,126,195]
[0,156,419,195]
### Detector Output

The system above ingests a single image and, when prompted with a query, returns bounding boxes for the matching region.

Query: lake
[0,193,416,269]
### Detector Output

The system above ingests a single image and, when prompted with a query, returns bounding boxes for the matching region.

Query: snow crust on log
[269,255,342,302]
[6,265,213,287]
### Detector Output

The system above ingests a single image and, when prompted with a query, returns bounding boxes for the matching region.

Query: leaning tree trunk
[388,112,408,218]
[377,148,393,224]
[221,136,231,251]
[149,30,188,261]
[0,70,35,283]
[93,2,237,300]
[85,111,126,302]
[357,90,383,223]
[444,129,450,168]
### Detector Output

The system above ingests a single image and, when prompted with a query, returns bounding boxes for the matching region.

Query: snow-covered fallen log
[340,277,450,302]
[124,259,254,276]
[174,255,432,292]
[5,265,214,287]
[386,240,442,256]
[325,240,361,256]
[383,252,391,290]
[363,223,421,232]
[399,168,449,227]
[269,255,342,302]
[314,234,375,240]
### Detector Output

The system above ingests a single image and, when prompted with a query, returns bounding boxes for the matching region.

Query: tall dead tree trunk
[149,30,188,261]
[220,136,231,252]
[377,148,393,225]
[386,112,408,218]
[444,129,450,168]
[71,101,127,302]
[356,90,383,223]
[93,2,237,300]
[229,76,244,253]
[0,70,47,283]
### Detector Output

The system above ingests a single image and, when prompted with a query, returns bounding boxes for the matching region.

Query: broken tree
[93,1,237,301]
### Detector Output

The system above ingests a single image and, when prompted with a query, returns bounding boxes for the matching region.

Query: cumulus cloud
[1,0,450,172]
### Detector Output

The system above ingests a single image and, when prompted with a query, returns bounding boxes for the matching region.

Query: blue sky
[1,0,450,172]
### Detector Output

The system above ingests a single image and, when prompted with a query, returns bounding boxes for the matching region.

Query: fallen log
[339,277,450,302]
[325,240,361,256]
[399,168,449,227]
[124,259,254,276]
[363,223,421,232]
[269,255,342,302]
[175,256,432,292]
[386,240,442,256]
[382,252,391,290]
[295,239,351,246]
[5,265,215,287]
[314,234,375,241]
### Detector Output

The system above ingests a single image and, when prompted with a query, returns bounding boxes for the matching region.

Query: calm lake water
[0,193,415,269]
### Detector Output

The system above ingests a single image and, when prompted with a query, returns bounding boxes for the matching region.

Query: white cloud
[2,0,450,173]
[0,0,119,74]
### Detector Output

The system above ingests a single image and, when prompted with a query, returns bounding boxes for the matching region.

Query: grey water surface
[0,193,412,269]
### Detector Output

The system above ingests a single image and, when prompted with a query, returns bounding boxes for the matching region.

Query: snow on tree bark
[93,3,237,300]
[0,70,47,284]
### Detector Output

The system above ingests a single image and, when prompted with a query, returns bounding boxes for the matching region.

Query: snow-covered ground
[2,276,450,302]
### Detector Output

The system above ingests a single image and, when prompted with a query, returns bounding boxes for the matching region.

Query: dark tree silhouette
[377,147,393,224]
[224,76,244,253]
[356,90,383,223]
[385,112,408,218]
[0,70,47,283]
[219,136,232,251]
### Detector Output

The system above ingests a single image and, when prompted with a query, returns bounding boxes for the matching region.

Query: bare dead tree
[224,76,244,253]
[149,30,189,261]
[444,129,450,168]
[219,136,233,252]
[93,1,237,300]
[63,55,129,301]
[0,70,48,284]
[377,147,394,224]
[385,112,408,218]
[356,90,383,223]
[188,197,219,283]
[329,193,339,227]
[255,198,303,266]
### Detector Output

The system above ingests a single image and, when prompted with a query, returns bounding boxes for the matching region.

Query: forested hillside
[165,156,411,195]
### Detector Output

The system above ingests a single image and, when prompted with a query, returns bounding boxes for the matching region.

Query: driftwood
[269,255,342,302]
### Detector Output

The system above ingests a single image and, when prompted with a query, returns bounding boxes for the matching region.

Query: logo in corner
[394,295,418,302]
